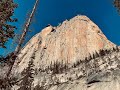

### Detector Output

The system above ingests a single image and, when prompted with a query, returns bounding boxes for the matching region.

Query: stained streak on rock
[12,15,115,73]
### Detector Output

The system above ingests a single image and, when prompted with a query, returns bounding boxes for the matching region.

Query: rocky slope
[12,15,115,74]
[45,47,120,90]
[0,15,118,90]
[11,46,120,90]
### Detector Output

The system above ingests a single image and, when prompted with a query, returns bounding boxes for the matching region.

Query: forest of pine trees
[38,46,120,75]
[0,0,120,89]
[0,45,119,90]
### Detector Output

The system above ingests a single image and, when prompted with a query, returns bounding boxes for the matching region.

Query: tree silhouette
[99,49,106,56]
[0,0,17,48]
[18,56,35,90]
[114,0,120,13]
[93,53,96,59]
[73,62,76,68]
[49,60,69,74]
[15,0,39,54]
[0,76,18,90]
[105,49,110,54]
[95,51,99,58]
[33,84,45,90]
[88,54,92,60]
[116,46,119,52]
[6,0,39,79]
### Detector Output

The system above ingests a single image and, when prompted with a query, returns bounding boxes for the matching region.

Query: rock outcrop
[1,15,118,90]
[12,15,115,73]
[11,46,120,90]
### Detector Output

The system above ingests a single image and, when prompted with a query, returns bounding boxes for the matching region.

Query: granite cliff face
[1,15,119,90]
[12,15,115,73]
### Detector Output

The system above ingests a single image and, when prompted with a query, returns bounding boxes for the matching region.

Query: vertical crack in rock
[12,15,115,73]
[5,15,118,90]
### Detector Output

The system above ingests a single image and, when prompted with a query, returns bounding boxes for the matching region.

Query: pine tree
[116,46,119,52]
[93,59,100,74]
[76,60,80,66]
[114,0,120,13]
[6,0,39,79]
[0,76,18,90]
[93,53,96,59]
[113,47,116,52]
[18,56,35,90]
[0,0,17,48]
[95,51,99,58]
[105,49,109,54]
[99,49,106,56]
[88,54,92,60]
[73,62,76,68]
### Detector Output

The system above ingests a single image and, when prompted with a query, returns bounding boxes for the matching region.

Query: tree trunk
[15,0,39,54]
[6,0,39,78]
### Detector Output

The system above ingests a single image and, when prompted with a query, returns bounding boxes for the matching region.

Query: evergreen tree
[105,49,110,54]
[93,59,100,74]
[95,51,99,58]
[53,61,60,74]
[92,53,96,59]
[113,47,116,52]
[99,49,106,56]
[88,54,92,60]
[0,0,17,48]
[0,76,18,90]
[73,62,76,68]
[6,0,39,79]
[116,46,119,52]
[114,0,120,13]
[18,56,35,90]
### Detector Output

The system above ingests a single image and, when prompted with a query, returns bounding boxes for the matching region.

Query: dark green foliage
[105,49,110,54]
[33,84,45,90]
[0,55,5,63]
[95,51,99,58]
[92,51,100,59]
[113,47,116,52]
[87,80,100,84]
[48,61,68,74]
[93,59,99,73]
[0,78,10,90]
[73,63,76,68]
[88,54,92,60]
[0,52,16,66]
[92,53,96,59]
[0,0,17,48]
[0,77,17,90]
[18,56,35,90]
[76,60,81,66]
[111,46,119,52]
[117,64,120,69]
[99,49,106,56]
[116,46,119,52]
[52,61,61,74]
[114,0,120,13]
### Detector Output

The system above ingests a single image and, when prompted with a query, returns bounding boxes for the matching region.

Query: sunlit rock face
[8,15,120,90]
[12,15,115,74]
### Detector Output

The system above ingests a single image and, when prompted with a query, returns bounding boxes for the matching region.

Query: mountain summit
[12,15,115,72]
[1,15,119,90]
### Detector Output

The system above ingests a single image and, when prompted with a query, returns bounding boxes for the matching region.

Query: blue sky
[0,0,120,56]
